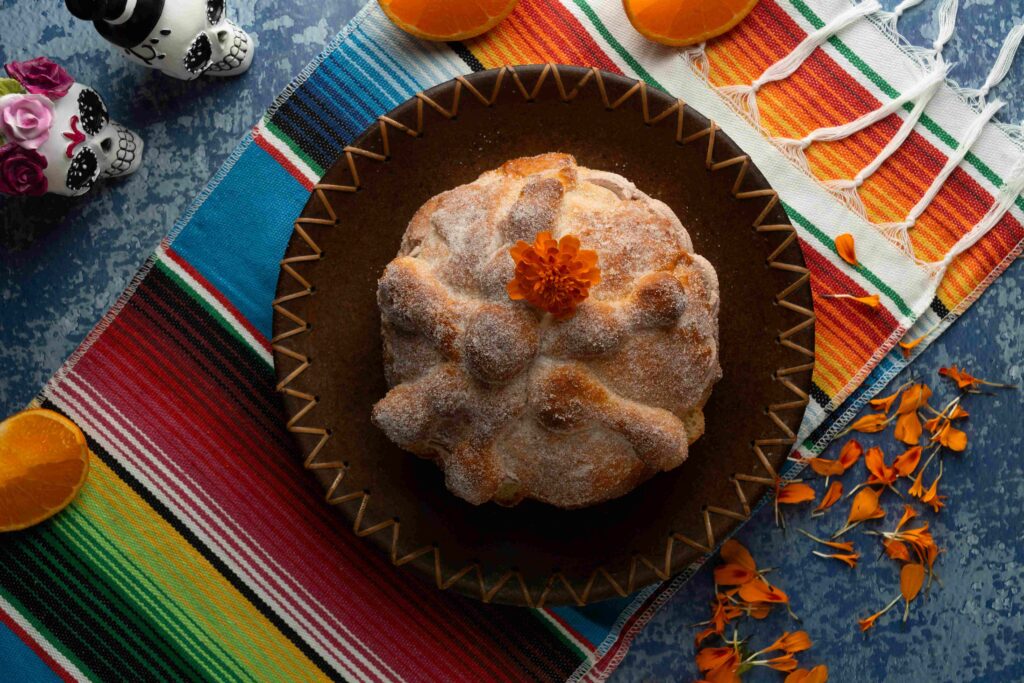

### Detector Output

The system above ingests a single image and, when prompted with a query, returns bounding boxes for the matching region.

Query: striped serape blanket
[3,0,1023,680]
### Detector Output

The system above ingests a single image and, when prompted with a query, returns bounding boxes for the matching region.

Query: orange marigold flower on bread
[507,231,600,318]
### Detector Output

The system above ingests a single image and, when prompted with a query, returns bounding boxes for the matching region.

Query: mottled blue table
[1,1,1022,681]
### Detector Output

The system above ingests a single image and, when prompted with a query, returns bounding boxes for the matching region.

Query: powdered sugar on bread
[372,153,722,508]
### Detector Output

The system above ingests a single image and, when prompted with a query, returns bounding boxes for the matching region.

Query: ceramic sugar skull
[66,0,255,80]
[0,58,143,197]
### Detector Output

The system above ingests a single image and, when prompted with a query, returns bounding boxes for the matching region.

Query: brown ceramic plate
[272,64,815,607]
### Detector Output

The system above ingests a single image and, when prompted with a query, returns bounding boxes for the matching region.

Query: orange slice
[379,0,521,41]
[0,409,89,532]
[623,0,760,47]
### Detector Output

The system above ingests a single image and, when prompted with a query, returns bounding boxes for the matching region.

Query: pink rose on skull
[0,143,48,196]
[5,57,74,99]
[0,94,54,150]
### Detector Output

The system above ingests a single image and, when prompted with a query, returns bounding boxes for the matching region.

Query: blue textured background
[0,1,1022,681]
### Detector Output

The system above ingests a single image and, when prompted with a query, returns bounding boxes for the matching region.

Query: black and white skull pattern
[183,32,213,74]
[207,0,224,24]
[66,147,100,192]
[77,88,109,136]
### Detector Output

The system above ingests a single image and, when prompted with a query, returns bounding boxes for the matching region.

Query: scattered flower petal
[766,630,813,654]
[847,487,885,524]
[720,539,756,571]
[900,563,926,604]
[785,665,829,683]
[893,446,922,477]
[838,440,863,470]
[835,233,857,266]
[814,481,843,513]
[738,579,789,605]
[778,482,816,504]
[808,457,844,477]
[894,411,923,445]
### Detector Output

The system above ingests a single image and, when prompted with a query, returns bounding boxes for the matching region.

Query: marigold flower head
[507,231,600,319]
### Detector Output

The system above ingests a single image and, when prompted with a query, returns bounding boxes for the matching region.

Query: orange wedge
[624,0,760,47]
[0,408,90,532]
[379,0,521,41]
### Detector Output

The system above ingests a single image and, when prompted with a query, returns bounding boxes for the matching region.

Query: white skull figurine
[39,83,144,196]
[0,57,143,198]
[66,0,255,80]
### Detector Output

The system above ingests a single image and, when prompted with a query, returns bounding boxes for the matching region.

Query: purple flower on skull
[0,142,48,196]
[5,57,75,99]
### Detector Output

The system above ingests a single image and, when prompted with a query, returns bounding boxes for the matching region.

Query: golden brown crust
[371,154,722,508]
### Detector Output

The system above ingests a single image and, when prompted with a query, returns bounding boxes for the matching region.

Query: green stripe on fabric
[154,259,268,368]
[532,612,590,662]
[58,511,247,683]
[27,531,197,681]
[787,0,1024,212]
[0,586,99,682]
[264,119,325,177]
[570,0,662,90]
[782,201,913,316]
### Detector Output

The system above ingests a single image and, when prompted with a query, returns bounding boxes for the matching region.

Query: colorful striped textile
[3,0,1023,680]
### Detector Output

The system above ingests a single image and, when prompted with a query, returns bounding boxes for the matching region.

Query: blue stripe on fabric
[347,29,422,96]
[0,622,62,682]
[552,596,634,649]
[328,39,406,112]
[804,354,902,447]
[170,143,310,337]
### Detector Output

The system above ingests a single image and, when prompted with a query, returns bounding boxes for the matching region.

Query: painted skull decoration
[0,57,143,197]
[66,0,255,81]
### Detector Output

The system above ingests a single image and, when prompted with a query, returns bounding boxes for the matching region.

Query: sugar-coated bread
[372,153,721,508]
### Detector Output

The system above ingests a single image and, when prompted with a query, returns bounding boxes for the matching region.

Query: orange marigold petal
[696,647,738,673]
[786,665,829,683]
[847,487,884,524]
[720,539,756,571]
[765,654,799,672]
[835,233,857,266]
[939,424,968,451]
[713,563,756,586]
[777,482,816,504]
[838,440,863,470]
[869,392,899,413]
[814,481,843,513]
[738,579,789,604]
[808,457,844,477]
[893,411,923,446]
[900,563,926,603]
[896,383,932,415]
[847,413,889,434]
[893,446,922,477]
[884,539,911,562]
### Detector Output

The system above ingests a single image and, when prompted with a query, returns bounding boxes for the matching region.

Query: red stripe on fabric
[0,609,76,683]
[163,247,273,354]
[585,588,663,681]
[543,609,596,652]
[254,129,315,191]
[61,299,529,682]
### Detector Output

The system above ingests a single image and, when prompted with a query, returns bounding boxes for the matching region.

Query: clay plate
[272,64,815,607]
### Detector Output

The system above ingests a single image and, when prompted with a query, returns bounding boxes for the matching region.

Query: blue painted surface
[1,1,1022,682]
[0,622,61,682]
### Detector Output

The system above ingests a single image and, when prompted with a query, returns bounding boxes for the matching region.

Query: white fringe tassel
[930,155,1024,278]
[820,60,950,215]
[874,99,1005,258]
[717,0,882,128]
[932,0,959,54]
[961,24,1024,103]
